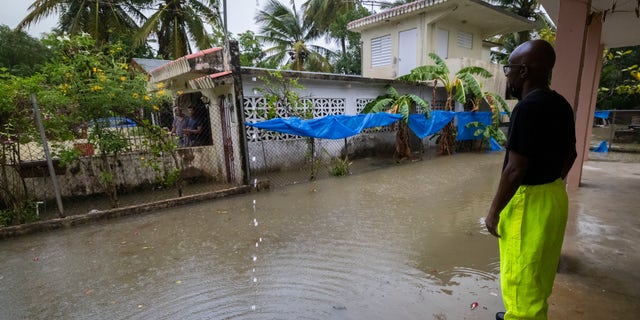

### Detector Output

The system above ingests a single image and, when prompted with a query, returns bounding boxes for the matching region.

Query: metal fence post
[31,94,65,218]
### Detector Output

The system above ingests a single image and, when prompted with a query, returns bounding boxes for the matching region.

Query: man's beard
[510,85,523,100]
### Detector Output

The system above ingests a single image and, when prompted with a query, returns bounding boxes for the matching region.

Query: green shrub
[328,156,352,177]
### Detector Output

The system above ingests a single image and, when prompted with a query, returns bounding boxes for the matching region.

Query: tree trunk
[440,97,456,155]
[395,122,412,161]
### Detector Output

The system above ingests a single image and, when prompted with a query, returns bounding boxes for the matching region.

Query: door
[398,28,418,77]
[436,28,449,59]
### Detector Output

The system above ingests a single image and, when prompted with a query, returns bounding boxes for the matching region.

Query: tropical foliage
[361,86,430,160]
[18,0,221,60]
[134,0,222,59]
[598,46,640,110]
[0,34,172,221]
[236,31,267,67]
[0,25,52,76]
[19,0,146,45]
[301,0,369,74]
[399,53,492,154]
[15,0,366,73]
[466,91,510,147]
[256,71,313,120]
[256,0,333,71]
[486,0,555,63]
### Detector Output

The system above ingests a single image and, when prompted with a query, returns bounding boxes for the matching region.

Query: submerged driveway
[0,152,638,319]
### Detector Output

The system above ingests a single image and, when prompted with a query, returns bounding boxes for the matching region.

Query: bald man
[485,40,577,320]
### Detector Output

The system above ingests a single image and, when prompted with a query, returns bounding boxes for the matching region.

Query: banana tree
[467,91,511,148]
[399,53,492,154]
[361,86,430,160]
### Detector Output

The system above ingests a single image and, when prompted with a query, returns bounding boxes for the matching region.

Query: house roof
[189,71,233,90]
[130,58,172,75]
[539,0,640,48]
[149,47,225,84]
[147,47,229,92]
[347,0,534,38]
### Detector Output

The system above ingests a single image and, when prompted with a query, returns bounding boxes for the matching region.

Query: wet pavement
[551,157,640,320]
[0,151,638,319]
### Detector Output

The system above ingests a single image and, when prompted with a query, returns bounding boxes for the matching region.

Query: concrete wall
[242,73,433,116]
[241,69,434,173]
[24,146,220,200]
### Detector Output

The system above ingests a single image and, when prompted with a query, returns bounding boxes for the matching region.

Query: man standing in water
[485,40,577,320]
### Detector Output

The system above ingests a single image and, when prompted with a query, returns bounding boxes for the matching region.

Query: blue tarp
[593,140,608,153]
[594,110,610,119]
[488,137,504,151]
[407,111,456,139]
[247,110,500,144]
[246,112,403,139]
[456,111,493,141]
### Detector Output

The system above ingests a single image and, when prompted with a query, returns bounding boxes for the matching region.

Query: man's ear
[520,65,528,78]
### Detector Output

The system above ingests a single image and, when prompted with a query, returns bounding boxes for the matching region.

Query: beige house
[347,0,534,97]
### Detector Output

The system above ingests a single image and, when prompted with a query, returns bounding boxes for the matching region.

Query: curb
[0,185,254,240]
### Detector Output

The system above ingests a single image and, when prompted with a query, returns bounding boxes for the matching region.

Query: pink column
[550,0,602,188]
[574,15,604,186]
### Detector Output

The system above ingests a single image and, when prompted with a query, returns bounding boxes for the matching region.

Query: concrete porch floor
[550,159,640,319]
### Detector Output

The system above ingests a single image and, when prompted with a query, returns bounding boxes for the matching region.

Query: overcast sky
[0,0,307,38]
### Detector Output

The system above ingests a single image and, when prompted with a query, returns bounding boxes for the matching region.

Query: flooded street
[1,151,638,319]
[0,152,503,319]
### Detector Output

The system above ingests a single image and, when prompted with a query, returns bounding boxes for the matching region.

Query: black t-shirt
[504,89,576,185]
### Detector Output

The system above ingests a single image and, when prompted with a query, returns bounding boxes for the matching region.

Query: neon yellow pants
[498,178,568,320]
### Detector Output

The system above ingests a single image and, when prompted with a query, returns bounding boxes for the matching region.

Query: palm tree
[492,0,540,40]
[361,86,430,160]
[256,0,333,72]
[18,0,145,44]
[302,0,353,31]
[399,53,492,154]
[135,0,222,59]
[302,0,367,53]
[302,0,369,74]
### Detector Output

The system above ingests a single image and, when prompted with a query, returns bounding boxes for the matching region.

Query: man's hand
[485,213,500,237]
[486,150,527,238]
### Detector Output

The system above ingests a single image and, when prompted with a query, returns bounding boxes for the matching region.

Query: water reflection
[1,152,506,319]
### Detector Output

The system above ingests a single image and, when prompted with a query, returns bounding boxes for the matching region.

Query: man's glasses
[503,64,526,75]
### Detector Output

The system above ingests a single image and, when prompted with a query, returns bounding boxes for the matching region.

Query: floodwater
[0,152,551,319]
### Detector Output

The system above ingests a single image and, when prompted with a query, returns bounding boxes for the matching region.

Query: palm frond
[453,79,466,105]
[458,66,493,78]
[396,96,411,121]
[361,97,394,113]
[408,94,431,117]
[428,52,450,74]
[398,65,444,82]
[385,85,400,98]
[457,72,484,100]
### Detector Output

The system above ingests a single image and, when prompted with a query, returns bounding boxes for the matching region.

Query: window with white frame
[371,34,391,67]
[456,31,473,49]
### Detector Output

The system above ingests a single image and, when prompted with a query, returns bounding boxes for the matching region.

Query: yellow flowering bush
[39,34,170,123]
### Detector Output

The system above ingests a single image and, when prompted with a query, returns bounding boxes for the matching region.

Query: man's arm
[485,150,528,237]
[561,147,577,179]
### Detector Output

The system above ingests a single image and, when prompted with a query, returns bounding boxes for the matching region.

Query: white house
[347,0,534,97]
